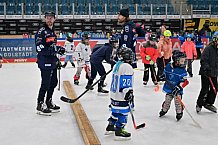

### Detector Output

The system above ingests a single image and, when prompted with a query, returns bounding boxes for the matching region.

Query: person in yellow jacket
[156,30,172,82]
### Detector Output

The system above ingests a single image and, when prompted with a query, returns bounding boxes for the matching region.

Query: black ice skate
[176,112,183,121]
[153,81,158,85]
[105,124,115,135]
[143,81,147,85]
[74,80,79,85]
[36,101,51,116]
[62,62,67,68]
[46,99,60,113]
[196,104,202,113]
[115,128,131,140]
[159,109,167,117]
[71,62,75,68]
[85,84,94,90]
[98,87,109,94]
[204,104,217,113]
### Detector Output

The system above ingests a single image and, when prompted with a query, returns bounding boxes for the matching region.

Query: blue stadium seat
[62,4,70,15]
[0,2,4,15]
[25,3,34,15]
[7,3,15,15]
[129,5,135,15]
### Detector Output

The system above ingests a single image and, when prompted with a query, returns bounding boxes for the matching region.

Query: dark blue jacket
[119,20,136,53]
[90,43,115,66]
[35,24,58,69]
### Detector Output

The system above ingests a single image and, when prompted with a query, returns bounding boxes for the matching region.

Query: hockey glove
[150,60,154,65]
[172,85,182,96]
[146,55,151,61]
[124,89,134,101]
[57,46,65,55]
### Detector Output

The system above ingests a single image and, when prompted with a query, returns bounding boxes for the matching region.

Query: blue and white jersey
[110,61,134,114]
[163,63,188,95]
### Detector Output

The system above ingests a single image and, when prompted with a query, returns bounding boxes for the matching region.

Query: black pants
[38,69,58,103]
[187,59,193,76]
[89,61,106,87]
[197,75,217,107]
[143,64,157,82]
[156,57,171,81]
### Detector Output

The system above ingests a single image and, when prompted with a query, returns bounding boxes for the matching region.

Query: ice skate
[159,109,167,117]
[85,84,94,90]
[153,81,158,85]
[114,128,131,141]
[74,80,79,85]
[196,104,202,113]
[46,98,60,113]
[98,87,109,94]
[176,112,183,121]
[105,124,115,135]
[204,104,217,113]
[36,101,51,116]
[143,81,147,86]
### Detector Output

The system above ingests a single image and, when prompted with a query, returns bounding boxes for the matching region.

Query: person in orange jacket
[156,30,173,82]
[181,34,197,77]
[140,34,159,85]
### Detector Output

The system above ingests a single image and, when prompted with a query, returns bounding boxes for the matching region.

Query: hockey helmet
[117,46,134,63]
[66,32,72,38]
[163,30,172,37]
[82,31,90,40]
[212,31,218,42]
[172,50,187,68]
[186,34,193,39]
[148,33,157,42]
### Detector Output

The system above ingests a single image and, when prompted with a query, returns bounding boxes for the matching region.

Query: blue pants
[108,112,128,129]
[64,55,74,63]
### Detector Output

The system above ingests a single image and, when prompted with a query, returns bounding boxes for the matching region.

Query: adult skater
[117,8,137,68]
[35,11,65,115]
[196,31,218,113]
[85,36,119,93]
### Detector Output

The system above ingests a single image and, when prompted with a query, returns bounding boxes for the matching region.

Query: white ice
[0,60,218,145]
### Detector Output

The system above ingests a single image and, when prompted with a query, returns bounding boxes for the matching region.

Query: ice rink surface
[0,60,218,145]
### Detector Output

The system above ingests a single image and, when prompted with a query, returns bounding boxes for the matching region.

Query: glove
[57,46,65,55]
[56,61,62,70]
[124,89,134,101]
[150,60,154,65]
[171,85,182,96]
[146,55,151,60]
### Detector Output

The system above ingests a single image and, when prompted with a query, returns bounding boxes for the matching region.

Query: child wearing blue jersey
[159,50,189,121]
[105,46,134,140]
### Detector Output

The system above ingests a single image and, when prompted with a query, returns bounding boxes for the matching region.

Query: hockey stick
[165,80,202,128]
[176,96,202,128]
[129,104,146,129]
[150,65,160,92]
[134,68,149,71]
[60,69,113,103]
[208,77,217,95]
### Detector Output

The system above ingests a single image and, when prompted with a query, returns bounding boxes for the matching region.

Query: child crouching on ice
[159,50,189,121]
[105,46,134,140]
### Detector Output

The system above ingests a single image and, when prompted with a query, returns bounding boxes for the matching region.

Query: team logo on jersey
[46,37,56,42]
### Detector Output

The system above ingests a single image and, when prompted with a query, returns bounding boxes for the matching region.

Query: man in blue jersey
[117,8,137,68]
[85,36,119,93]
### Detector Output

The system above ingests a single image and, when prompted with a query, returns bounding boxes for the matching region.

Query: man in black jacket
[196,31,218,113]
[35,12,65,115]
[85,36,118,93]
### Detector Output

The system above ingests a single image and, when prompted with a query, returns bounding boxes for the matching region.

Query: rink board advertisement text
[0,37,209,63]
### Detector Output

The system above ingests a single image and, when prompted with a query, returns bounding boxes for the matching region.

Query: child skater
[159,50,189,121]
[140,33,159,85]
[105,46,134,140]
[62,32,75,68]
[181,34,197,77]
[73,32,91,85]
